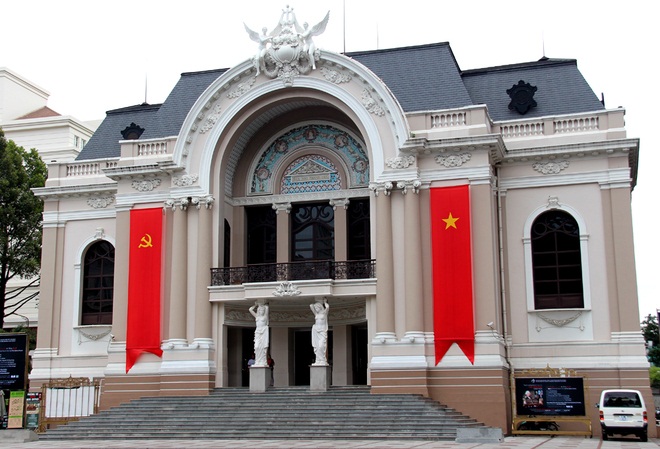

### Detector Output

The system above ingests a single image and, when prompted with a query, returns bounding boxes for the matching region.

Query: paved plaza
[0,437,658,449]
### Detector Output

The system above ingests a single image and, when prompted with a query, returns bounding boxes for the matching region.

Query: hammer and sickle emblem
[138,233,153,248]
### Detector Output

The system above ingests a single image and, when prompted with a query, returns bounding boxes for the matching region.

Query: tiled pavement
[0,437,658,449]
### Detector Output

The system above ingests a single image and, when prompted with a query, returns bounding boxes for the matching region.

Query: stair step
[40,387,486,441]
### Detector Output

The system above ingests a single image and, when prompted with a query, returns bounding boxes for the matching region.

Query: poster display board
[511,366,592,436]
[515,376,586,416]
[0,333,28,391]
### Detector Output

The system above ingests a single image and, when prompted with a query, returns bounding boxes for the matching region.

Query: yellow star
[442,212,459,230]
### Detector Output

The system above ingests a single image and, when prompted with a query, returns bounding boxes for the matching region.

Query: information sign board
[515,376,585,416]
[0,333,28,391]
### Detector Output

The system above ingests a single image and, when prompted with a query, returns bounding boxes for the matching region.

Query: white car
[598,389,648,442]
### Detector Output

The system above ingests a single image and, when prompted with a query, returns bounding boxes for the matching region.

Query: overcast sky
[2,0,657,321]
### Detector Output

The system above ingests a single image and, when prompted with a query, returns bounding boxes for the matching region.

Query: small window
[81,241,115,325]
[531,211,583,309]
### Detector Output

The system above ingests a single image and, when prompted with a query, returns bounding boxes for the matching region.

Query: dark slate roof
[141,68,228,140]
[76,69,227,161]
[347,42,474,112]
[461,58,604,121]
[77,44,605,161]
[76,103,160,160]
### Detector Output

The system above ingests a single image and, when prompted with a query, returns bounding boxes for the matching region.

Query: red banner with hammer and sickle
[126,208,163,372]
[430,185,475,365]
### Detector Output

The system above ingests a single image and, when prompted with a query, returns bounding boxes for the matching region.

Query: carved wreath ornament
[245,6,330,86]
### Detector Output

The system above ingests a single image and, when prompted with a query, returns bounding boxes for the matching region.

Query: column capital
[369,181,394,197]
[272,202,292,214]
[192,195,214,210]
[164,197,191,211]
[398,179,422,195]
[329,198,350,210]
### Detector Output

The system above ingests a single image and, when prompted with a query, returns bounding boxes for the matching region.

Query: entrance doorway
[292,329,333,385]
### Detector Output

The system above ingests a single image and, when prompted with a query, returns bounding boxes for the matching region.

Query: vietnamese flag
[126,208,164,372]
[430,185,474,365]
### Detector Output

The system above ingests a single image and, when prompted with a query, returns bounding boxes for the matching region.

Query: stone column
[165,198,188,346]
[330,198,349,262]
[401,180,424,341]
[111,208,131,341]
[273,202,291,281]
[34,218,63,351]
[371,182,396,342]
[193,196,214,342]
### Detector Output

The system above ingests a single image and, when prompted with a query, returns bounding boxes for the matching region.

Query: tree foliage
[641,313,660,367]
[0,129,47,328]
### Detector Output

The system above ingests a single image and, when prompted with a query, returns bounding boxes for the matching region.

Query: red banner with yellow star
[126,208,163,372]
[430,185,474,364]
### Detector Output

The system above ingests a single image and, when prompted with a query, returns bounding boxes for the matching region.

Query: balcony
[210,259,376,286]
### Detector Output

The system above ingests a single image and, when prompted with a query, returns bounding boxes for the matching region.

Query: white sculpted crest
[245,6,330,85]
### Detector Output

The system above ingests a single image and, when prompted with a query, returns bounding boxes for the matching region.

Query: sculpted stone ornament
[310,298,330,365]
[249,302,270,367]
[245,5,330,86]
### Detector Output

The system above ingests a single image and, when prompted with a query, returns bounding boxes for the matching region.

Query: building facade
[1,67,97,329]
[30,9,650,435]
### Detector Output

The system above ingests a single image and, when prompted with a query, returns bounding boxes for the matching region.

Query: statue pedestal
[310,364,331,391]
[249,365,270,393]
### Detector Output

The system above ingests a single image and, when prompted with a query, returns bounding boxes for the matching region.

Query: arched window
[81,241,115,325]
[531,211,584,309]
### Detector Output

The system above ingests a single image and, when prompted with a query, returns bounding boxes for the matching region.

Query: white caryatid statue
[310,298,330,365]
[244,6,329,84]
[249,302,270,367]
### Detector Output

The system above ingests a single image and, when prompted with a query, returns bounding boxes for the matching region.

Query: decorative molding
[75,326,112,344]
[532,160,570,174]
[191,195,214,210]
[172,174,199,187]
[199,104,223,134]
[131,178,162,192]
[272,281,302,297]
[164,197,190,211]
[272,202,292,214]
[94,227,105,240]
[435,152,471,168]
[227,76,256,99]
[361,89,385,116]
[329,198,350,210]
[320,66,352,84]
[386,155,415,169]
[546,196,560,209]
[399,179,421,194]
[369,181,393,197]
[536,311,584,332]
[87,196,114,209]
[244,6,329,85]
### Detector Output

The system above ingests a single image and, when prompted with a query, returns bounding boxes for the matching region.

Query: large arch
[172,52,410,195]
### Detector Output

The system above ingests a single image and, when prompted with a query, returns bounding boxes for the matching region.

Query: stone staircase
[39,387,485,441]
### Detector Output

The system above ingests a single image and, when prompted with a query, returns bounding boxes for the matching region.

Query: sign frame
[511,366,592,436]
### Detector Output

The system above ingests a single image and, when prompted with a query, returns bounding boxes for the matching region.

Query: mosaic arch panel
[250,124,369,195]
[281,155,340,194]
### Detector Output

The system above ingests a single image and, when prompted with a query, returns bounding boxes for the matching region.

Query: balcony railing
[210,259,376,286]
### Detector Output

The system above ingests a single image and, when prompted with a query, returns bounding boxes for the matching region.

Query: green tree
[641,313,660,366]
[0,129,47,329]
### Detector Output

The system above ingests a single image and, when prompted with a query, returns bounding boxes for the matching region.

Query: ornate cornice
[320,66,352,84]
[361,89,385,116]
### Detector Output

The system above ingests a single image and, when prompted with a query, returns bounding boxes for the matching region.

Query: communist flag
[126,208,164,373]
[430,185,475,365]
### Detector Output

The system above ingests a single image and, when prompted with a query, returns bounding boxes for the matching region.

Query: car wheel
[602,431,609,441]
[639,431,647,442]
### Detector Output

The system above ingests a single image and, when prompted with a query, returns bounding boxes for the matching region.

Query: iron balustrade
[210,259,375,285]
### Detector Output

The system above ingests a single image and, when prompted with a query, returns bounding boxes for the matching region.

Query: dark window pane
[531,211,583,309]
